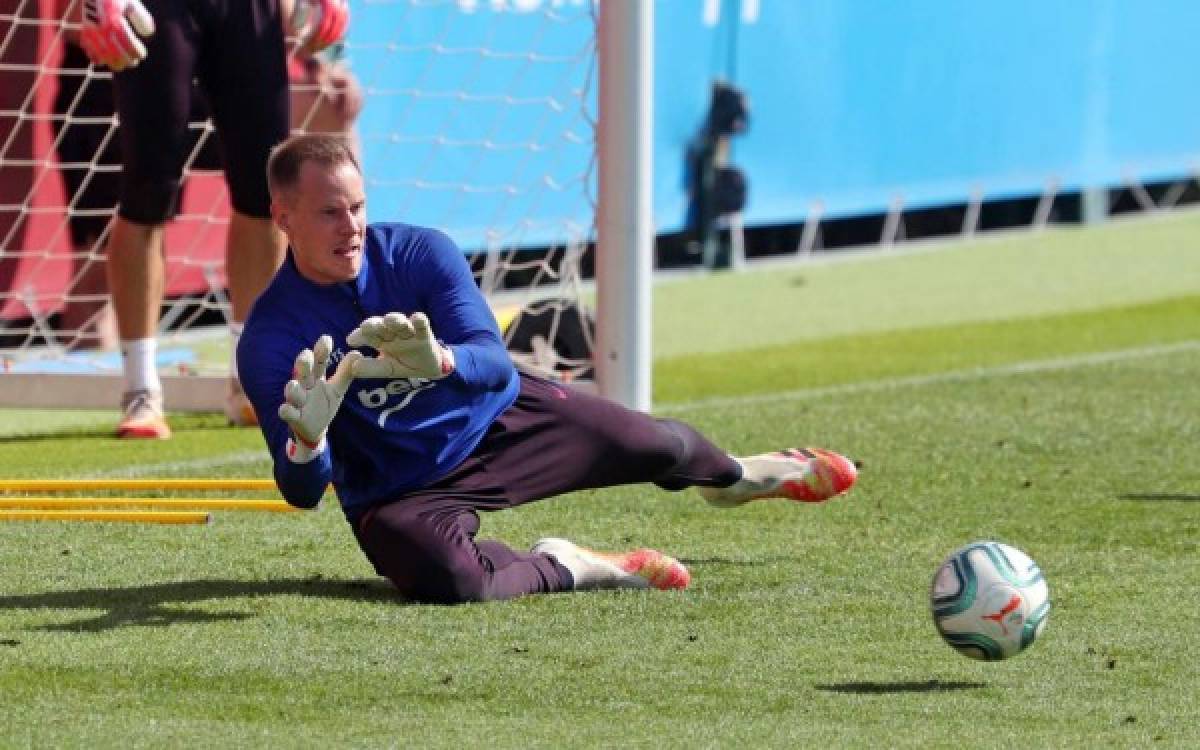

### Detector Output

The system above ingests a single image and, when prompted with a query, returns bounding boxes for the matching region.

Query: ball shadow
[814,680,988,694]
[1118,493,1200,502]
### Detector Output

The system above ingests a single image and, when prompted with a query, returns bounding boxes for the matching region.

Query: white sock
[121,338,161,393]
[229,322,244,381]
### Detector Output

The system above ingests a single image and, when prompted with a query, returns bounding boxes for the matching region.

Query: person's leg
[201,0,288,323]
[489,376,857,506]
[355,374,856,600]
[225,211,285,324]
[224,212,284,424]
[486,377,855,504]
[61,248,116,351]
[475,374,854,588]
[106,219,165,344]
[200,0,289,425]
[109,4,203,438]
[354,500,571,604]
[106,217,170,437]
[359,375,723,594]
[476,374,743,505]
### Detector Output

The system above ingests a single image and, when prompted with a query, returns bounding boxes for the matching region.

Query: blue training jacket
[238,222,520,523]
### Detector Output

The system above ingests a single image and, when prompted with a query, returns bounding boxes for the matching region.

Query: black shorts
[113,0,288,223]
[55,44,224,245]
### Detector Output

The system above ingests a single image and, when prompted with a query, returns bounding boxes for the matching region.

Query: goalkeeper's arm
[272,442,330,510]
[347,230,516,389]
[411,229,516,391]
[239,334,359,509]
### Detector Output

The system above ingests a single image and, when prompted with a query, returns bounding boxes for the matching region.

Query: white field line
[81,339,1200,478]
[96,450,268,479]
[656,339,1200,415]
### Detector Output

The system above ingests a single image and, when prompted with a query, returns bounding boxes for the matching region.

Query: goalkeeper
[239,133,858,604]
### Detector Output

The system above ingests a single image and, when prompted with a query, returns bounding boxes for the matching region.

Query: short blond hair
[267,133,360,198]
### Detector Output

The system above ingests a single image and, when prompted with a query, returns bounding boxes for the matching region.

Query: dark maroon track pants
[352,373,741,604]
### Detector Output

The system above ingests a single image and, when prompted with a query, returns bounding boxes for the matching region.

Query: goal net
[0,0,599,408]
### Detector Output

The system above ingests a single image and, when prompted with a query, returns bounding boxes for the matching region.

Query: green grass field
[2,214,1199,747]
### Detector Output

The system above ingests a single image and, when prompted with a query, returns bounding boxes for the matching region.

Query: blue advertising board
[350,0,1200,249]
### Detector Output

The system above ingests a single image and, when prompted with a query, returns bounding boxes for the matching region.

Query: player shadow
[1118,492,1200,502]
[0,428,118,443]
[0,415,254,443]
[0,577,403,633]
[815,680,987,694]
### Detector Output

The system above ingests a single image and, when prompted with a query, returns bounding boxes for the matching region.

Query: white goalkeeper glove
[291,0,350,56]
[80,0,155,71]
[346,312,456,381]
[278,335,362,461]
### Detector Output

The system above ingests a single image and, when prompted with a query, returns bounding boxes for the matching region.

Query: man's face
[272,160,367,284]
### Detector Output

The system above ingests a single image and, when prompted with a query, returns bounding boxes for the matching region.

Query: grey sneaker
[117,389,170,439]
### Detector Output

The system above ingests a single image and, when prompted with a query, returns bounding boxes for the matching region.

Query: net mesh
[0,0,597,386]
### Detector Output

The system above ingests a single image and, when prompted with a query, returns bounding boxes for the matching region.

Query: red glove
[79,0,155,71]
[292,0,350,56]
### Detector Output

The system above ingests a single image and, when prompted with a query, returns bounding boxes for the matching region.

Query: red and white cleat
[532,537,690,591]
[700,447,857,508]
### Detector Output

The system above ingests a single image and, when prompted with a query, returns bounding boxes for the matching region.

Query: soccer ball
[930,540,1050,661]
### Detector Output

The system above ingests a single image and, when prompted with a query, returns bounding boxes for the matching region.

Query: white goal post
[0,0,652,412]
[595,0,653,412]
